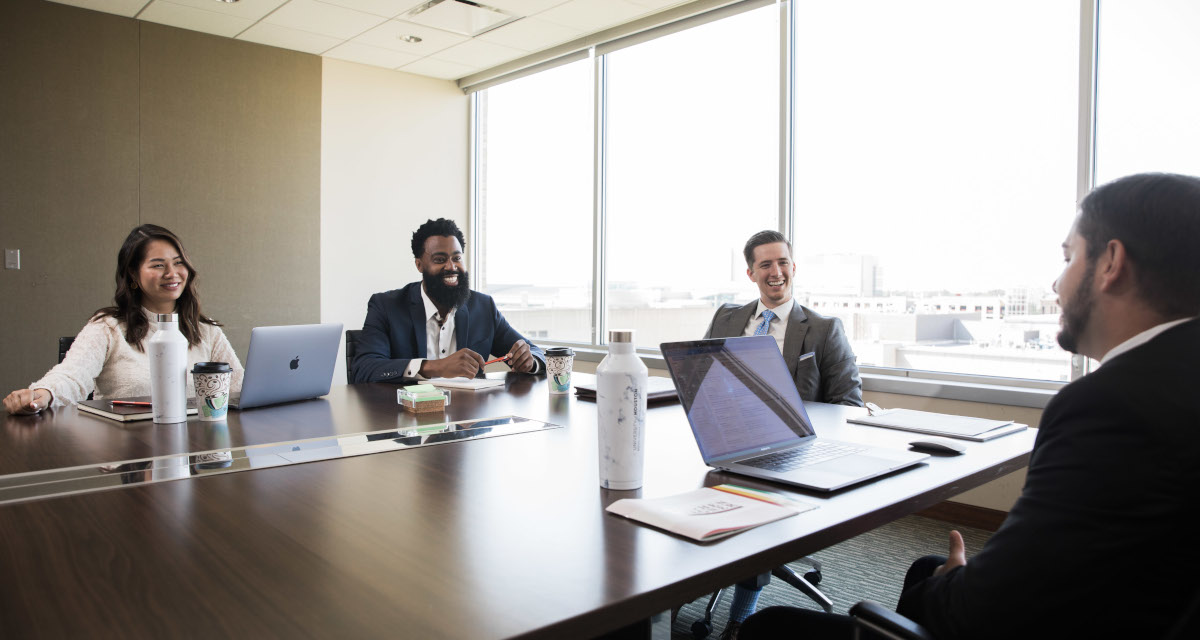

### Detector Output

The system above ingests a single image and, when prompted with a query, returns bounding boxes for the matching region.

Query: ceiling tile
[324,41,422,68]
[475,17,582,52]
[264,0,388,40]
[237,22,343,54]
[318,0,426,19]
[46,0,151,18]
[481,0,570,16]
[139,1,254,38]
[399,57,479,80]
[354,19,468,55]
[148,0,288,21]
[431,38,526,67]
[537,0,648,32]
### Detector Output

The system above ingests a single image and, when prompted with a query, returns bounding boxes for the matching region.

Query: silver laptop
[230,323,343,410]
[660,335,928,492]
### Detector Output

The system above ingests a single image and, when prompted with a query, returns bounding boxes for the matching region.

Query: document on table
[428,377,506,390]
[848,409,1027,441]
[606,485,817,542]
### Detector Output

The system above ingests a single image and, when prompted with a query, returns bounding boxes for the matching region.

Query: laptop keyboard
[741,441,867,472]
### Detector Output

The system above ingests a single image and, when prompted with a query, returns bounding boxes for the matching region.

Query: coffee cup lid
[192,362,232,374]
[545,347,574,357]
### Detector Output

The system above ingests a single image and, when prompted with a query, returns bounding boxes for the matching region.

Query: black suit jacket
[898,318,1200,638]
[703,300,863,406]
[349,282,545,383]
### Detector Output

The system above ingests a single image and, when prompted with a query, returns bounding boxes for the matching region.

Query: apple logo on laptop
[289,356,300,370]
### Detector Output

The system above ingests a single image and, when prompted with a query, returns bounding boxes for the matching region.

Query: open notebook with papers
[848,409,1027,441]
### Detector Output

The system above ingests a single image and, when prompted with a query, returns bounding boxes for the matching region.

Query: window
[791,0,1079,381]
[604,7,780,349]
[1095,0,1200,183]
[473,0,1198,386]
[477,59,593,343]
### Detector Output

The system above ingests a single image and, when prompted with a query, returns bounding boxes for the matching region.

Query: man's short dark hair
[411,218,466,259]
[743,230,791,267]
[1077,172,1200,317]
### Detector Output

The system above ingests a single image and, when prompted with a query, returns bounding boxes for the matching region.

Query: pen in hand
[111,400,153,407]
[483,355,511,366]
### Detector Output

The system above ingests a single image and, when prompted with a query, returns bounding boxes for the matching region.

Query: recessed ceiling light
[401,35,424,44]
[213,0,240,3]
[403,0,519,37]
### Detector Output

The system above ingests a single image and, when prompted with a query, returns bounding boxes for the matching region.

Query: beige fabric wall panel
[138,23,322,359]
[0,2,321,406]
[0,0,140,397]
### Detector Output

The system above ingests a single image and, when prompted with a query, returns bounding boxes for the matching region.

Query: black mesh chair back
[345,329,362,383]
[58,336,75,364]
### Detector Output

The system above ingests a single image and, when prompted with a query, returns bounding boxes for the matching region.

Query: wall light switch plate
[5,249,19,270]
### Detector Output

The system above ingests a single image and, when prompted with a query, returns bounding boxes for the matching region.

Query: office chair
[344,329,362,383]
[848,587,1200,640]
[689,557,832,639]
[58,336,74,364]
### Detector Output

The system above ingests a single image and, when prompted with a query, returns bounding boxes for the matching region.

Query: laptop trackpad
[805,454,898,477]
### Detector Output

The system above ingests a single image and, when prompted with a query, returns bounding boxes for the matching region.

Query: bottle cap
[608,330,634,343]
[156,313,179,323]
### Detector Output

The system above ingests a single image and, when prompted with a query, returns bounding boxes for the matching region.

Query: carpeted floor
[671,515,993,639]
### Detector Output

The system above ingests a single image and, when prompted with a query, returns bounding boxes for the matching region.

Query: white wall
[320,59,469,384]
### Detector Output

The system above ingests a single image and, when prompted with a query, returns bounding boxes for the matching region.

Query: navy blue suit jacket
[350,282,545,384]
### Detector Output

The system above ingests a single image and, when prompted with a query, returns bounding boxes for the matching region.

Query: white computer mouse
[908,438,967,455]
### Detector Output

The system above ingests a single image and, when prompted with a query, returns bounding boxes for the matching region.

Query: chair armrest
[849,601,936,640]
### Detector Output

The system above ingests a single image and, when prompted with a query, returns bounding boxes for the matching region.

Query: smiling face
[135,239,189,314]
[747,241,796,308]
[1053,226,1097,356]
[417,235,470,312]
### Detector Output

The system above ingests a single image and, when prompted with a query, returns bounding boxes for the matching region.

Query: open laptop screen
[661,336,816,461]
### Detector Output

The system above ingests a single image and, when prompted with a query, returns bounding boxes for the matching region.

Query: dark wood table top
[0,373,1034,638]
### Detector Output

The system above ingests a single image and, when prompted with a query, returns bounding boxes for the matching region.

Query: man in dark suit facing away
[703,230,864,632]
[739,173,1200,639]
[350,218,545,383]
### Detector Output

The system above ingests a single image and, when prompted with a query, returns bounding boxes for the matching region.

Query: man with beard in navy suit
[351,218,544,383]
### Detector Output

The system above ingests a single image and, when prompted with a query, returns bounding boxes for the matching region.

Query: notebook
[848,409,1028,442]
[230,323,343,410]
[574,376,678,402]
[660,335,928,492]
[78,396,198,422]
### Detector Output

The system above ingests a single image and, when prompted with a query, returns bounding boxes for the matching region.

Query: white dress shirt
[403,285,458,379]
[741,298,794,355]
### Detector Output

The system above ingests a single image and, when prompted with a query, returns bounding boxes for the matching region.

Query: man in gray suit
[705,230,864,635]
[704,230,863,406]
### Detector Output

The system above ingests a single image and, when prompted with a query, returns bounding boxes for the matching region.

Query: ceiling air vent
[402,0,520,37]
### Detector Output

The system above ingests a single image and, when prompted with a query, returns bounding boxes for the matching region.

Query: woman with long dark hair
[3,224,243,414]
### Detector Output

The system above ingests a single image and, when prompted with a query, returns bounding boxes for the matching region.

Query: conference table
[0,373,1035,638]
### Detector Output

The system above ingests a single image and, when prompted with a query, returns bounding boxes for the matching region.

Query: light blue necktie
[753,309,775,336]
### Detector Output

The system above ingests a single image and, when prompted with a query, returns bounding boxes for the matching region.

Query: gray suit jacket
[702,300,863,407]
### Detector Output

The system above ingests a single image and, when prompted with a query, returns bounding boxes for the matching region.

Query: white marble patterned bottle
[148,313,189,424]
[596,330,648,490]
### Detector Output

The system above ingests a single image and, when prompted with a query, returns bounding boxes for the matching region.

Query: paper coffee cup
[191,362,232,421]
[545,347,575,394]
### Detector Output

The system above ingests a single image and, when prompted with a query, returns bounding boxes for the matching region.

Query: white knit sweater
[32,311,245,408]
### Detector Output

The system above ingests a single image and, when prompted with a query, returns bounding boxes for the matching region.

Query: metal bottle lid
[608,330,634,343]
[156,313,179,323]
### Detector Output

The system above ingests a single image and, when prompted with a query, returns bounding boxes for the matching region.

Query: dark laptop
[230,323,343,410]
[660,335,928,491]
